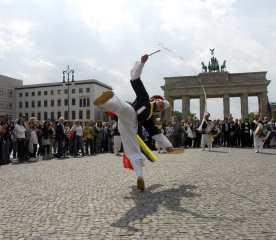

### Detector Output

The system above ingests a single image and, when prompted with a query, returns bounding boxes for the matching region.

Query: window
[79,97,90,107]
[64,99,68,106]
[72,98,76,106]
[79,110,83,120]
[64,89,68,94]
[44,91,48,96]
[64,111,69,120]
[51,112,55,120]
[51,100,54,107]
[31,101,35,108]
[72,111,76,120]
[57,89,61,94]
[0,88,4,96]
[37,112,41,120]
[50,90,54,95]
[44,100,48,107]
[8,103,13,109]
[37,101,41,107]
[72,89,76,94]
[86,88,90,93]
[79,88,83,93]
[19,113,23,118]
[31,92,35,96]
[7,89,13,97]
[25,113,29,120]
[44,112,48,120]
[31,112,35,117]
[57,99,61,106]
[57,111,61,119]
[25,92,29,97]
[19,102,23,108]
[25,102,29,108]
[86,110,90,120]
[19,93,23,97]
[38,91,41,96]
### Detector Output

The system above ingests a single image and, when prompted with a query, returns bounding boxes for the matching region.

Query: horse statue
[221,60,226,72]
[209,57,220,72]
[201,62,207,72]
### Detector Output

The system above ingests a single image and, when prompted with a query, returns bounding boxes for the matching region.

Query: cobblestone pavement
[0,148,276,240]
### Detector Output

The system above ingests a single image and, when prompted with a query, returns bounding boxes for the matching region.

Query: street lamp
[62,65,74,121]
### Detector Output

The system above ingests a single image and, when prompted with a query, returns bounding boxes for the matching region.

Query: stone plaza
[0,148,276,240]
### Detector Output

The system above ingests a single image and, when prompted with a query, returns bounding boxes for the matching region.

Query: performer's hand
[141,54,148,64]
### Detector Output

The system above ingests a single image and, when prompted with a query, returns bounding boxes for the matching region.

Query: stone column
[240,93,248,119]
[200,95,206,120]
[168,97,174,113]
[223,94,230,119]
[182,96,190,120]
[258,92,268,117]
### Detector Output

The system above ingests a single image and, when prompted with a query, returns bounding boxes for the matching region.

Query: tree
[173,111,182,121]
[173,111,198,121]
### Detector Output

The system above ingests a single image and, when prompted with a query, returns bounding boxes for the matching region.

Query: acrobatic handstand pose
[94,54,173,191]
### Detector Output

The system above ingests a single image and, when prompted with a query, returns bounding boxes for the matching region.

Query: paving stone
[0,148,276,239]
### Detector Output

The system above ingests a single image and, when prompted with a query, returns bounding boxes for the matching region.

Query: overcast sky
[0,0,275,119]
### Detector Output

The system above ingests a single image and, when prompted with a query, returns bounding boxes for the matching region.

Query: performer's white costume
[101,60,172,178]
[199,114,213,151]
[254,122,264,153]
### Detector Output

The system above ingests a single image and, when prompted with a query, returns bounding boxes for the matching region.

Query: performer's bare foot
[137,177,145,191]
[166,148,184,154]
[93,91,113,106]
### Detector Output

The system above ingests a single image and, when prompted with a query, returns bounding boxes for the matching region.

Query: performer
[94,54,173,191]
[254,116,265,153]
[198,112,213,151]
[254,116,271,153]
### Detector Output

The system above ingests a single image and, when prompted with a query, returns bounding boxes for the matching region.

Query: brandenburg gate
[162,50,270,120]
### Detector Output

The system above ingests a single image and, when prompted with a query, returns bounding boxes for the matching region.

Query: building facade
[0,74,23,120]
[15,79,112,121]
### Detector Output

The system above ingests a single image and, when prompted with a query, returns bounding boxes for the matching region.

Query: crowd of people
[0,113,275,165]
[163,113,276,152]
[0,117,118,165]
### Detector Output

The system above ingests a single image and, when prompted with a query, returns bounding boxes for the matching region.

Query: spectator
[14,119,26,163]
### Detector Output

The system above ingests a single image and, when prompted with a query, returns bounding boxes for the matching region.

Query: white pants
[201,134,212,150]
[113,135,122,154]
[254,135,264,152]
[103,95,146,177]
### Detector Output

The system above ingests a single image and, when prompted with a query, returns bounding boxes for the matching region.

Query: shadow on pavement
[208,149,228,153]
[111,184,219,231]
[259,152,276,155]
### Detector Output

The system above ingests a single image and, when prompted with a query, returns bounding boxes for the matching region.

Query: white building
[0,74,23,120]
[15,79,111,121]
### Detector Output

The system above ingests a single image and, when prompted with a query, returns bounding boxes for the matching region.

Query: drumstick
[148,49,161,56]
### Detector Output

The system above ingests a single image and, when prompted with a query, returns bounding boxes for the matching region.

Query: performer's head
[151,95,170,113]
[154,99,170,112]
[204,112,210,120]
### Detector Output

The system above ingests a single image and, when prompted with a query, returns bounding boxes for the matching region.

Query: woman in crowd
[42,121,54,160]
[14,119,26,163]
